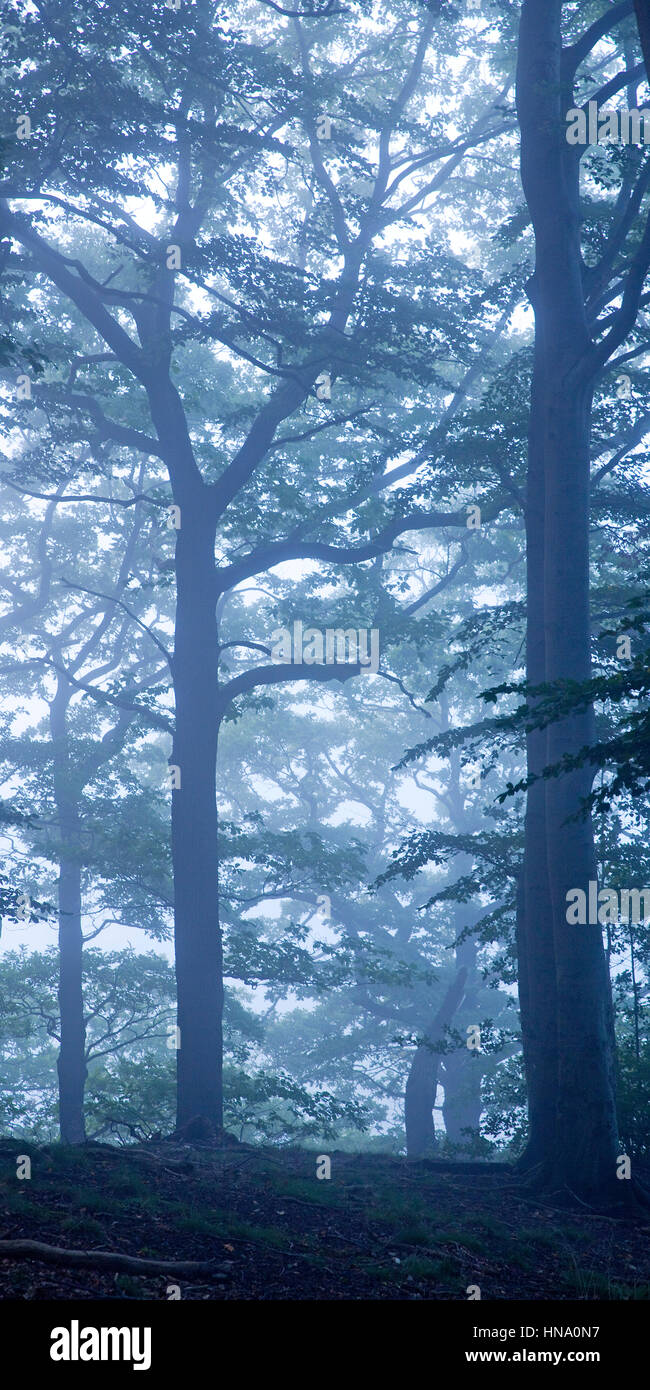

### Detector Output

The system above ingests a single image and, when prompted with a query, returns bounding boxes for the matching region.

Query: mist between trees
[0,0,649,1221]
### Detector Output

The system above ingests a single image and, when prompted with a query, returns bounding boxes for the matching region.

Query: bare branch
[258,0,345,14]
[61,579,173,668]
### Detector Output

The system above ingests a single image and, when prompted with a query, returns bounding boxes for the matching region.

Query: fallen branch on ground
[0,1239,229,1278]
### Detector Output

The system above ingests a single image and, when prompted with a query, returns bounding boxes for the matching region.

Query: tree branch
[218,659,366,709]
[215,502,502,592]
[0,204,146,381]
[0,1238,227,1279]
[563,1,634,78]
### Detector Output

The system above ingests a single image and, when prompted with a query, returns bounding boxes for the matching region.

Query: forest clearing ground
[0,1139,649,1301]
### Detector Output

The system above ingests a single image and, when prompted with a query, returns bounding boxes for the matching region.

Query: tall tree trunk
[171,492,223,1130]
[516,0,621,1200]
[441,938,482,1150]
[405,968,466,1157]
[515,337,560,1175]
[441,1049,482,1147]
[50,682,87,1145]
[634,0,650,76]
[56,844,86,1145]
[543,380,619,1194]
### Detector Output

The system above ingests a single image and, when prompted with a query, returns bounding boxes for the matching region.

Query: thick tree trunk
[405,968,466,1158]
[516,338,560,1175]
[50,685,87,1145]
[171,492,223,1130]
[543,383,619,1195]
[515,0,621,1200]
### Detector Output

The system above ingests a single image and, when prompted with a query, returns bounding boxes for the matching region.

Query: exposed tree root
[511,1164,650,1216]
[515,1160,550,1192]
[83,1142,195,1176]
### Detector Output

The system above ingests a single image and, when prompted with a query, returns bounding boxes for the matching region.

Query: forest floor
[0,1137,649,1300]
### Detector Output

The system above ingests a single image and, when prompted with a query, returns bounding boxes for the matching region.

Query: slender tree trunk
[171,491,223,1130]
[56,845,86,1145]
[142,362,224,1132]
[50,683,87,1145]
[405,968,466,1158]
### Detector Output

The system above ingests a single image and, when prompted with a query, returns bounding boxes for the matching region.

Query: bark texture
[515,0,650,1200]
